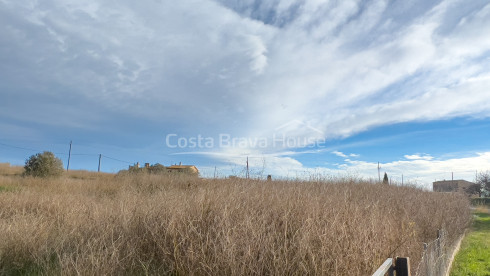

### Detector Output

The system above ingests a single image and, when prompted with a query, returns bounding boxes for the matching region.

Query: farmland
[0,166,471,275]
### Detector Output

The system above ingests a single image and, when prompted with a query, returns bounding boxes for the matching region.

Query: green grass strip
[450,211,490,276]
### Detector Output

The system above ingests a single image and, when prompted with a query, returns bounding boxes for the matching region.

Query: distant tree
[126,165,142,174]
[24,151,64,178]
[465,183,482,197]
[121,163,168,175]
[476,171,490,197]
[148,163,167,174]
[383,172,389,185]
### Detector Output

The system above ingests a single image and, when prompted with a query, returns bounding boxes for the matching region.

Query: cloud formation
[1,0,490,180]
[404,154,434,161]
[2,0,490,133]
[206,150,490,189]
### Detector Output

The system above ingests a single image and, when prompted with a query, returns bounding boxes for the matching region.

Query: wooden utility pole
[214,166,217,178]
[402,174,404,186]
[246,157,250,179]
[67,140,72,171]
[378,162,381,182]
[98,154,102,172]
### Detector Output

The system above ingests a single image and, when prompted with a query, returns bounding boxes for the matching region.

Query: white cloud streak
[202,151,490,189]
[1,0,489,132]
[1,0,490,178]
[332,151,348,158]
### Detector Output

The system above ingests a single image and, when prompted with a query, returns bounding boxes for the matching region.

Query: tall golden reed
[0,172,470,275]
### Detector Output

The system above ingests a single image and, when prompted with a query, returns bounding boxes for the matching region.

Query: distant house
[167,164,199,175]
[127,162,198,176]
[128,162,150,170]
[433,180,475,194]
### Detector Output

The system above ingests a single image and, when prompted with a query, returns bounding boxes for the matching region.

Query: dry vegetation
[0,168,471,275]
[0,162,23,176]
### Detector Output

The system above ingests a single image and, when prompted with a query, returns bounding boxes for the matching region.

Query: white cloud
[1,0,490,178]
[246,35,268,74]
[332,151,348,158]
[405,154,434,161]
[201,151,490,190]
[2,0,490,135]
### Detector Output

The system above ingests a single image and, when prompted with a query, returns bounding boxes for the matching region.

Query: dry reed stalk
[0,173,471,275]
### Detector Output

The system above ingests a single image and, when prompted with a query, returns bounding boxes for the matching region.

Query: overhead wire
[0,141,43,152]
[0,140,133,165]
[102,155,133,164]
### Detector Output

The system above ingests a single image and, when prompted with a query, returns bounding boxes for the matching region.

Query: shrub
[383,172,389,184]
[121,163,168,175]
[476,171,490,196]
[24,152,64,178]
[147,163,167,174]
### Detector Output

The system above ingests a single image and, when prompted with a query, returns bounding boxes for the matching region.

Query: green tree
[24,151,64,178]
[465,183,482,197]
[476,171,490,197]
[148,163,167,174]
[383,172,389,185]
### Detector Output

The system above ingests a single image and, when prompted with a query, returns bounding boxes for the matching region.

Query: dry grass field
[0,163,23,176]
[0,167,471,275]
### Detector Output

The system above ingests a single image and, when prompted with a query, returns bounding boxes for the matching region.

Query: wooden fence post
[395,257,411,276]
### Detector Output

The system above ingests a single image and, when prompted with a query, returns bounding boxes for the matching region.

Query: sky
[1,0,490,188]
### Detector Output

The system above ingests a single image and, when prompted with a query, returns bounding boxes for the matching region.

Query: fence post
[424,243,429,276]
[395,257,411,276]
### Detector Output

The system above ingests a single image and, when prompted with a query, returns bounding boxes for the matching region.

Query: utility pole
[378,162,381,182]
[214,166,217,178]
[246,157,250,179]
[67,140,72,171]
[98,154,102,172]
[452,172,454,182]
[402,174,404,186]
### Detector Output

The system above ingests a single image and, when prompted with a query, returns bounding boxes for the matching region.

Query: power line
[0,141,98,156]
[0,141,42,152]
[70,153,99,156]
[0,141,132,166]
[102,155,132,164]
[0,141,70,156]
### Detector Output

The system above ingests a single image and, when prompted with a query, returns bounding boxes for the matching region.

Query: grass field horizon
[0,164,472,275]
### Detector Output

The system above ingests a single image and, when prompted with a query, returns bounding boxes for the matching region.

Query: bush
[120,163,169,175]
[24,152,64,178]
[147,163,167,174]
[476,171,490,196]
[471,197,490,206]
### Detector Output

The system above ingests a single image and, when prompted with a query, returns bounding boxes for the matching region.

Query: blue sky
[1,0,490,188]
